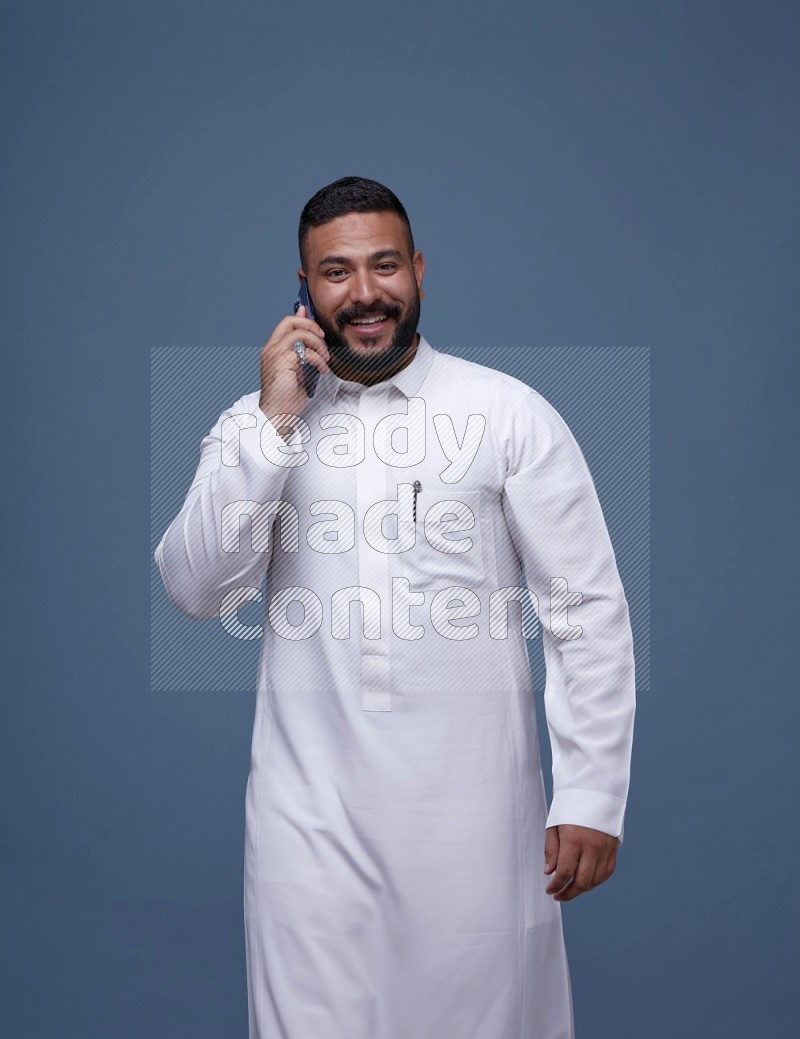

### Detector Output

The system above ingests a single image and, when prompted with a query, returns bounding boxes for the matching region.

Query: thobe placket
[355,383,392,712]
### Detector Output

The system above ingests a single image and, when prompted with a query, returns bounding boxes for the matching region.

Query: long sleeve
[154,395,300,620]
[500,389,636,839]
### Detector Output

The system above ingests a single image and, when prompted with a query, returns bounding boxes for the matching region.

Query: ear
[413,250,426,298]
[297,268,306,283]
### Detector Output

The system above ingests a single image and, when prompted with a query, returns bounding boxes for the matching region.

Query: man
[155,176,636,1038]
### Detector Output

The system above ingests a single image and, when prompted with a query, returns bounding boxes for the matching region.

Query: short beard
[318,291,421,379]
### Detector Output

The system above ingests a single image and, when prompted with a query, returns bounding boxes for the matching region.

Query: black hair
[298,176,414,266]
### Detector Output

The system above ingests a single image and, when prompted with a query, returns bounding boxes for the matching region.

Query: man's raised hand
[259,305,330,431]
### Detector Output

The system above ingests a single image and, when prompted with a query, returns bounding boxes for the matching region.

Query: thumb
[544,826,560,874]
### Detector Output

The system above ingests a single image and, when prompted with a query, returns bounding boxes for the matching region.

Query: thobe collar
[318,334,436,406]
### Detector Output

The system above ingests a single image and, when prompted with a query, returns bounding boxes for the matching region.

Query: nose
[348,268,382,305]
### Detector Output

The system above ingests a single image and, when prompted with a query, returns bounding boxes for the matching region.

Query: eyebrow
[317,248,404,270]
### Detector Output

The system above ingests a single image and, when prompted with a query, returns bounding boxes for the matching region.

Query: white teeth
[351,316,386,325]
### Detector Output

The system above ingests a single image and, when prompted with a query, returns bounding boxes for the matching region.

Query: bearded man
[155,176,636,1038]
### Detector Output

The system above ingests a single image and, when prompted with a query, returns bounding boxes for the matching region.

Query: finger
[285,328,329,361]
[289,334,330,374]
[547,864,576,897]
[272,312,327,344]
[268,331,330,371]
[554,850,597,902]
[297,343,330,375]
[292,304,324,334]
[545,839,579,896]
[544,827,560,875]
[292,308,326,340]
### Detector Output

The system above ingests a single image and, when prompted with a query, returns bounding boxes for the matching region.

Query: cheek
[311,290,343,321]
[402,274,422,299]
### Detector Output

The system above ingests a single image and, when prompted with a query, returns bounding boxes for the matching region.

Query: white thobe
[155,335,635,1038]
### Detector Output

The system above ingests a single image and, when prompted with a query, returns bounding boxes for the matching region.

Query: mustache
[337,302,402,325]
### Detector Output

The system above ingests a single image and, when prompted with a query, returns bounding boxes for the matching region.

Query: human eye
[377,262,398,272]
[325,268,347,279]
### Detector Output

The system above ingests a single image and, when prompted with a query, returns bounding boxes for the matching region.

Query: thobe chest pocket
[401,489,486,592]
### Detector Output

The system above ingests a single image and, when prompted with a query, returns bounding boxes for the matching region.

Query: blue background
[2,1,798,1036]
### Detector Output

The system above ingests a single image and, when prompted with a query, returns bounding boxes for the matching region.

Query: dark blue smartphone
[293,278,320,399]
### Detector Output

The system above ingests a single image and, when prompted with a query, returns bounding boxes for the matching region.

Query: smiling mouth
[348,314,387,327]
[345,313,393,338]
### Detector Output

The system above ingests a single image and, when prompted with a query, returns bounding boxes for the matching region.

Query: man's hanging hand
[544,824,620,902]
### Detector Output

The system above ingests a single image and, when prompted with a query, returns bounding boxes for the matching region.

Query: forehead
[304,211,411,265]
